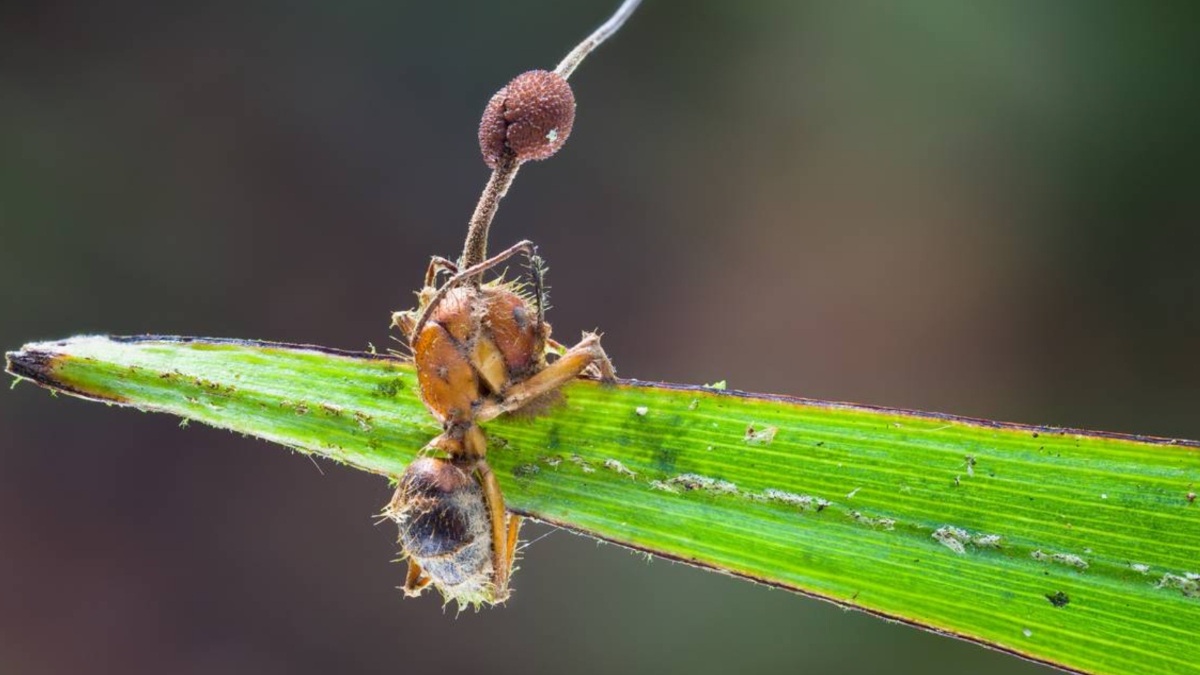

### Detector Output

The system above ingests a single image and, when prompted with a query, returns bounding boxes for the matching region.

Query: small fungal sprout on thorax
[384,0,641,609]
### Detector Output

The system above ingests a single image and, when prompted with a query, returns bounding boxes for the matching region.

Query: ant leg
[506,513,523,570]
[507,514,522,558]
[391,311,416,339]
[572,332,617,381]
[424,256,459,289]
[477,332,616,422]
[553,333,614,379]
[545,337,568,356]
[425,431,466,456]
[393,257,461,337]
[409,240,537,344]
[403,558,432,597]
[474,460,514,602]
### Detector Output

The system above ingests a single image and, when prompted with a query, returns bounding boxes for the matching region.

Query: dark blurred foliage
[2,1,1198,673]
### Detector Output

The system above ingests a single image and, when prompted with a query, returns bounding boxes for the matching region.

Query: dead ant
[383,0,640,607]
[388,241,616,605]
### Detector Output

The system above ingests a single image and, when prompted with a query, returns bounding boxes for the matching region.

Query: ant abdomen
[388,457,495,603]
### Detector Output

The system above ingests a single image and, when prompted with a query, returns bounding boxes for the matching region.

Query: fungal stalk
[460,0,644,275]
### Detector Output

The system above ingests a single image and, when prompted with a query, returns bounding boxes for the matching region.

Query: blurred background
[2,1,1198,673]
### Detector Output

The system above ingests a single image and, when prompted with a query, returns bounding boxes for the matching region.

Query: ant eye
[388,457,494,597]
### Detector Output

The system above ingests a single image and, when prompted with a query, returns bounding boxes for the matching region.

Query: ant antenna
[459,0,644,280]
[527,249,548,333]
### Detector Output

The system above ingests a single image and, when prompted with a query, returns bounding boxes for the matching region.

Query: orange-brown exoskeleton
[387,240,616,606]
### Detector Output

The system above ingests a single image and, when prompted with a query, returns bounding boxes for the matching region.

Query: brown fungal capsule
[479,70,576,168]
[387,457,497,606]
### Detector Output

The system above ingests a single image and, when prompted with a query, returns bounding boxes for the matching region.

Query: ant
[387,241,615,605]
[383,0,641,607]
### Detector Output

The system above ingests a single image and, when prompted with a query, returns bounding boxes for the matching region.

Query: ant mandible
[384,0,641,607]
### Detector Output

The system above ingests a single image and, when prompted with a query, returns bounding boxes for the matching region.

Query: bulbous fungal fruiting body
[388,457,497,606]
[479,70,576,168]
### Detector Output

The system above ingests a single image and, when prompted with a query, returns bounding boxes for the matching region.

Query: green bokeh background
[2,2,1197,673]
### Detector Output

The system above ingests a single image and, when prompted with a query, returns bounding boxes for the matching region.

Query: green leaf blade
[7,335,1199,675]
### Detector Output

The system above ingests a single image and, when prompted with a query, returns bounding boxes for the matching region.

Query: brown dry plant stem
[458,0,644,278]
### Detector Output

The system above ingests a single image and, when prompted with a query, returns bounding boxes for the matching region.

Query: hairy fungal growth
[388,458,495,606]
